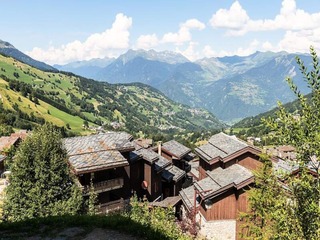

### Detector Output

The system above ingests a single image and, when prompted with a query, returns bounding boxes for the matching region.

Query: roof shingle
[194,164,254,200]
[162,140,191,159]
[195,132,249,162]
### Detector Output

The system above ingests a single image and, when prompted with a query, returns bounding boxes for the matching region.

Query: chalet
[180,132,263,240]
[195,132,262,180]
[63,132,136,213]
[134,144,186,201]
[159,140,193,172]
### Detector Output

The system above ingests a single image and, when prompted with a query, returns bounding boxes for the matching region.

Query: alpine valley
[0,39,224,140]
[55,49,312,123]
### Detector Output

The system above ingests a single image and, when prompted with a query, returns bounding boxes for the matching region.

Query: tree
[258,46,320,239]
[3,123,82,222]
[239,155,301,239]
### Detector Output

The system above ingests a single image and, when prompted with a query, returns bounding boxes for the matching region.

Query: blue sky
[1,0,320,64]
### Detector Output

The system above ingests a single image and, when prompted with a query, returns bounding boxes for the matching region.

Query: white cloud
[278,30,320,53]
[201,40,264,58]
[176,42,200,61]
[27,13,132,64]
[209,1,249,30]
[202,45,216,58]
[162,18,205,45]
[136,34,159,49]
[209,0,320,36]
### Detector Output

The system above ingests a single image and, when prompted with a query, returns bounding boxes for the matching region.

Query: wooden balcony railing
[98,198,125,214]
[82,177,124,196]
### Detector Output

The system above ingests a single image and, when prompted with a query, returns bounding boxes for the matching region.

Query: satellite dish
[141,180,148,190]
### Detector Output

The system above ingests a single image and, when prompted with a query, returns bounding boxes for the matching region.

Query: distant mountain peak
[119,49,190,64]
[0,39,14,48]
[0,39,56,71]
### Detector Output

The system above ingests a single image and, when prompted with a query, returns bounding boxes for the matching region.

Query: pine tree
[3,123,82,222]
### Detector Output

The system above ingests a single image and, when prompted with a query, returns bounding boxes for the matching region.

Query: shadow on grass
[0,214,175,240]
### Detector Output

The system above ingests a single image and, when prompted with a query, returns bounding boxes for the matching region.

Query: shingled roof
[162,140,191,159]
[162,165,186,182]
[63,132,134,174]
[195,132,260,163]
[0,136,21,152]
[180,185,197,211]
[68,150,129,174]
[63,132,134,156]
[134,145,170,171]
[194,164,254,200]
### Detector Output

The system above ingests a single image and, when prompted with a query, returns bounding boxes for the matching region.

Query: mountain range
[55,49,312,123]
[0,43,224,139]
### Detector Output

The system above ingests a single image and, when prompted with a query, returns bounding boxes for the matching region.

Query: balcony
[98,198,125,214]
[82,177,124,196]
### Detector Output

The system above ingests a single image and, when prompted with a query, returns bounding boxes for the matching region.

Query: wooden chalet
[159,140,193,172]
[134,144,186,201]
[195,132,262,180]
[180,132,263,240]
[63,132,135,214]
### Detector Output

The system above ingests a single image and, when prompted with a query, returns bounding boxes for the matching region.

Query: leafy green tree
[240,155,301,239]
[3,123,82,222]
[0,124,13,137]
[262,46,320,239]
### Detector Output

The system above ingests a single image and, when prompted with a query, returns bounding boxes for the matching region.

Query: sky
[1,0,320,65]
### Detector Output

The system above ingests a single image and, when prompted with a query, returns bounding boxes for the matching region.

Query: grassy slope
[0,54,224,135]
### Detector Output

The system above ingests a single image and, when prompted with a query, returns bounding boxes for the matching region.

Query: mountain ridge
[59,49,311,122]
[0,39,57,72]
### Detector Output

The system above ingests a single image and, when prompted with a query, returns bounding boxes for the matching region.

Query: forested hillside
[0,53,224,140]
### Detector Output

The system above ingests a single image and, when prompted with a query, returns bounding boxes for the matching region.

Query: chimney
[158,141,162,155]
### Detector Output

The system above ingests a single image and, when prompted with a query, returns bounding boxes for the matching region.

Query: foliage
[239,154,295,239]
[87,180,98,216]
[244,47,320,240]
[129,195,191,240]
[3,123,83,222]
[0,124,13,137]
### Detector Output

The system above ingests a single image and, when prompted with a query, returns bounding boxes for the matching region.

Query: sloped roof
[149,196,181,208]
[195,132,259,163]
[162,165,186,182]
[155,156,171,172]
[134,143,171,171]
[0,136,21,152]
[273,159,299,176]
[63,132,134,156]
[180,185,196,211]
[63,132,133,174]
[68,150,128,174]
[194,164,254,200]
[162,140,191,159]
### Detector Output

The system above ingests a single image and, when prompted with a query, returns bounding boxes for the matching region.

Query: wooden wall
[200,189,237,221]
[200,187,250,222]
[224,152,262,171]
[130,160,144,198]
